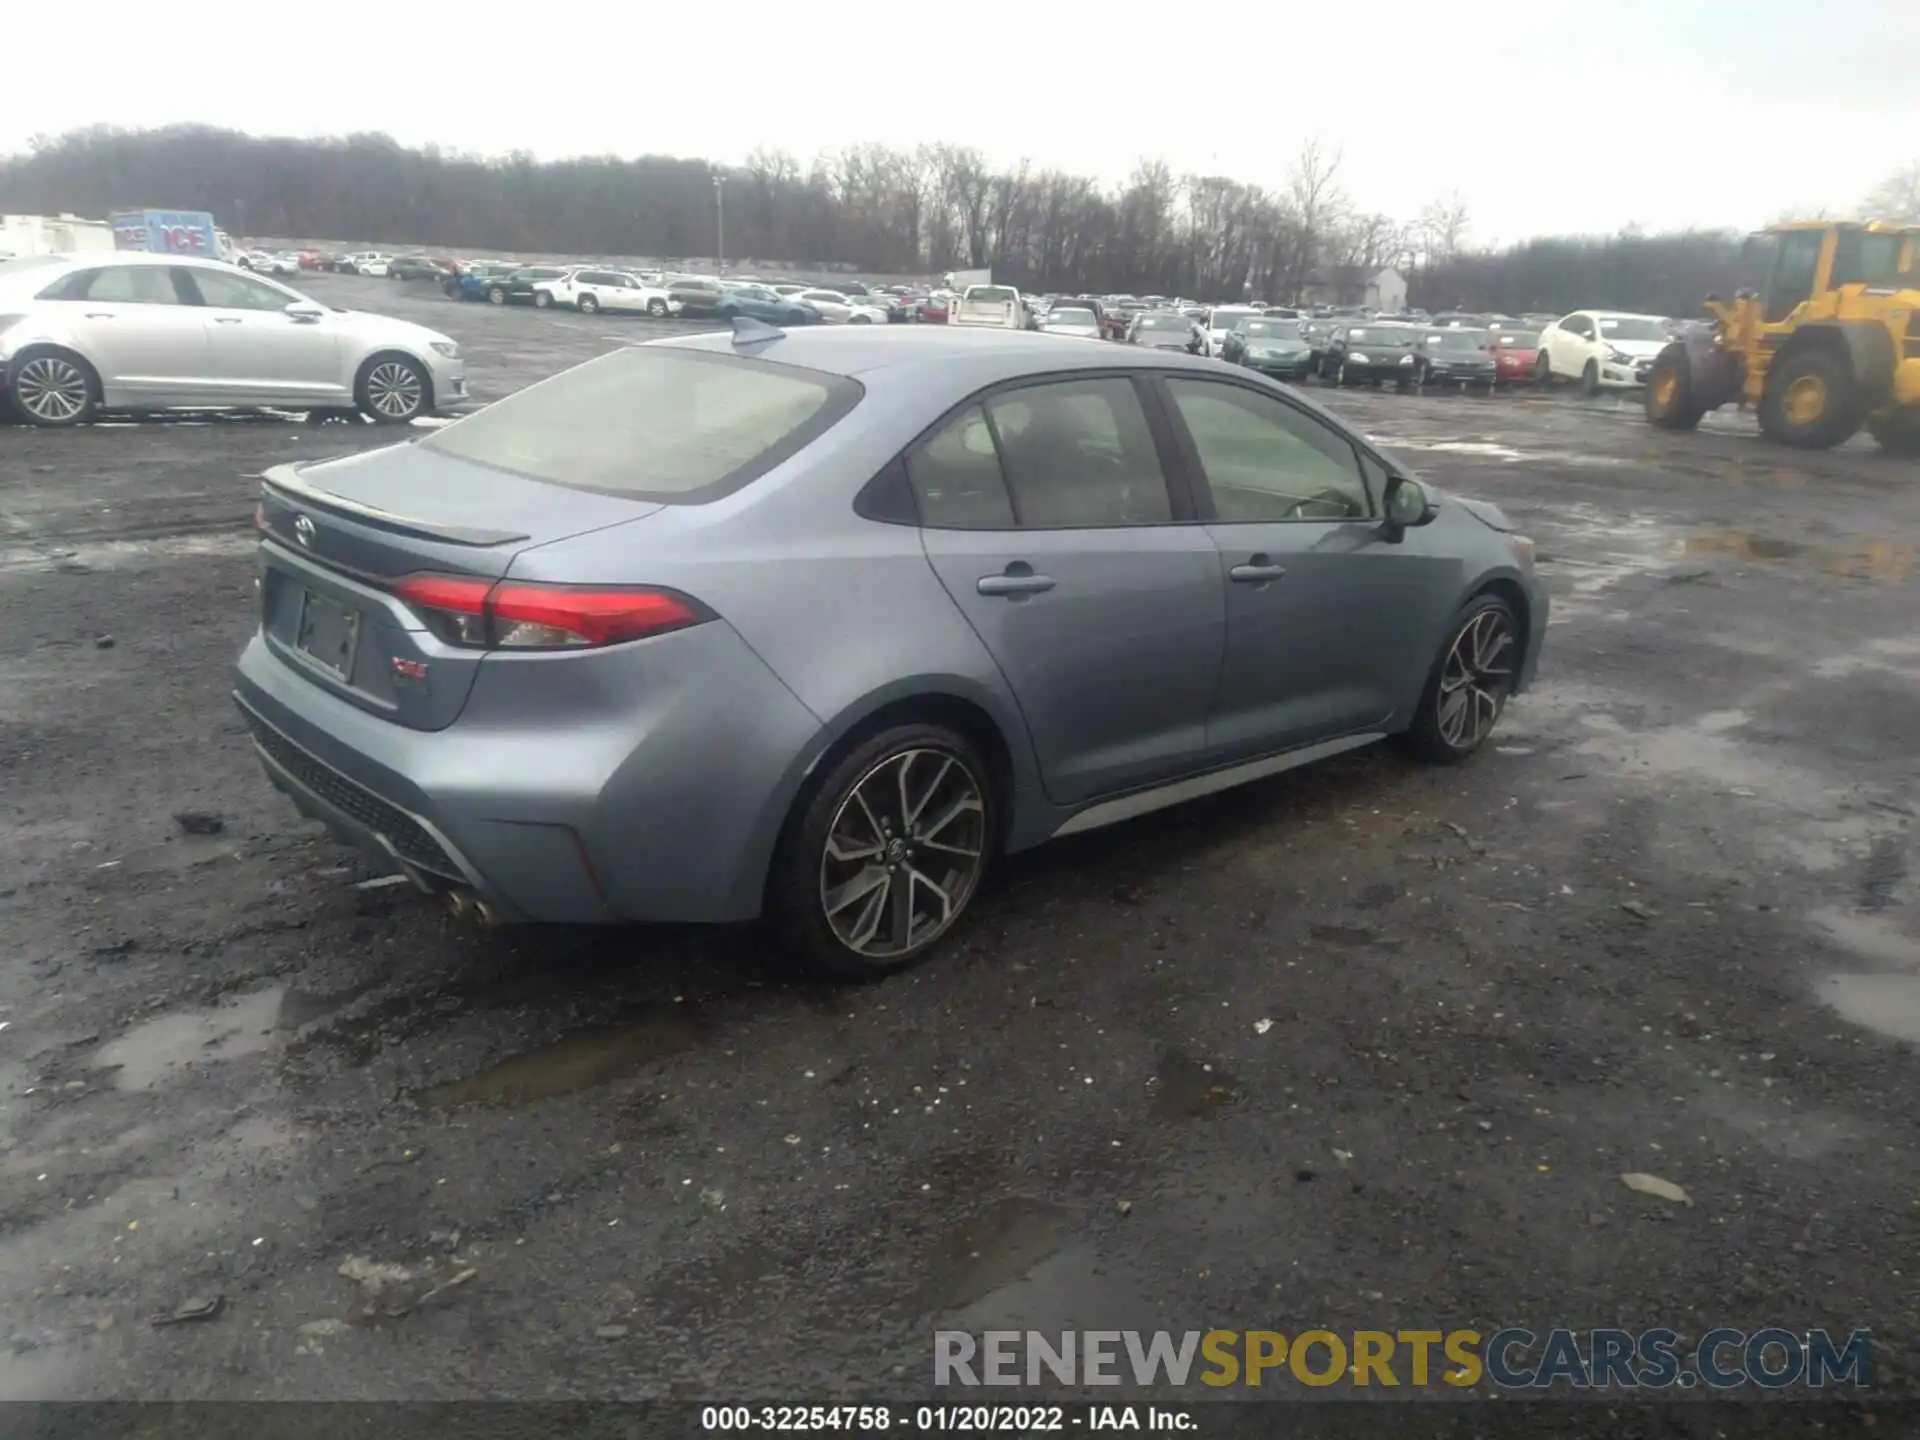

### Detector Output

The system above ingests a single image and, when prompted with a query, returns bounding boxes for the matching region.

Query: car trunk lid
[256,448,659,731]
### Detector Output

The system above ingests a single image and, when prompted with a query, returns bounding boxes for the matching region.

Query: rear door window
[421,346,861,502]
[72,265,184,304]
[985,377,1173,527]
[905,405,1017,529]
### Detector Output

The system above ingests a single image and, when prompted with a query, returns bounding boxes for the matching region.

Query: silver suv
[0,252,466,426]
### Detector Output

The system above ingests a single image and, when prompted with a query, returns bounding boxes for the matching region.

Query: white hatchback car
[0,252,467,427]
[1535,310,1673,394]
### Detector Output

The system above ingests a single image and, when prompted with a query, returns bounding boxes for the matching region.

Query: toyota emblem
[294,515,316,548]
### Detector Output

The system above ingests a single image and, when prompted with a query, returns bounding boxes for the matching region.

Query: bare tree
[1276,137,1346,302]
[1416,192,1471,267]
[1862,161,1920,223]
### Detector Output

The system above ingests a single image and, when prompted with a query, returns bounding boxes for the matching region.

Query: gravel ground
[3,274,1919,1417]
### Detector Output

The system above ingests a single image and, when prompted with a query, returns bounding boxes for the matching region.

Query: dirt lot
[3,273,1920,1410]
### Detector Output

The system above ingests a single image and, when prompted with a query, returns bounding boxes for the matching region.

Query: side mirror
[284,303,324,322]
[1382,475,1434,539]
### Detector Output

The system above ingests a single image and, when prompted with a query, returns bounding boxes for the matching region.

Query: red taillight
[393,575,707,650]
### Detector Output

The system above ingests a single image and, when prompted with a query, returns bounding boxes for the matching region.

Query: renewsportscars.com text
[934,1328,1872,1390]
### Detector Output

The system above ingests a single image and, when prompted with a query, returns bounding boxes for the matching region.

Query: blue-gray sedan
[234,323,1546,974]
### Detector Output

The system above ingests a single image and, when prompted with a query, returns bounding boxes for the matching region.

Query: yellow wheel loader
[1645,221,1920,456]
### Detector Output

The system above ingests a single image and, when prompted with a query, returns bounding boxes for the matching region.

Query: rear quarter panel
[500,366,1048,886]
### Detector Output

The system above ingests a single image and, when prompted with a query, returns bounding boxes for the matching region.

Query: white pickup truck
[950,284,1027,330]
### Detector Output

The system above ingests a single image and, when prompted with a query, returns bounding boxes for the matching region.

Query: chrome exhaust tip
[474,899,501,927]
[447,890,476,921]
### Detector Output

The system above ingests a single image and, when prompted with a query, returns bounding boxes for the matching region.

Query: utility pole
[714,174,726,276]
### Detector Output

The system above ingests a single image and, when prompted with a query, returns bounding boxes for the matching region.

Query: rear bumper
[232,618,826,926]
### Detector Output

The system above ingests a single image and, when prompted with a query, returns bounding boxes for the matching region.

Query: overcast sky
[6,0,1914,244]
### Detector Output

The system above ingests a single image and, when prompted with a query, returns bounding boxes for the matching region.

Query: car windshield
[1346,327,1415,344]
[1429,330,1490,350]
[1137,314,1190,331]
[965,287,1018,304]
[1597,316,1668,341]
[423,348,857,501]
[1493,330,1539,347]
[1242,320,1302,339]
[1047,309,1098,326]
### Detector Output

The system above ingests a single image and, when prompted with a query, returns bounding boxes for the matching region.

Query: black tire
[1759,348,1864,450]
[1535,351,1555,388]
[8,347,99,428]
[354,354,432,425]
[486,286,507,305]
[1645,348,1707,431]
[578,294,600,314]
[1337,361,1353,387]
[766,723,997,978]
[1400,594,1519,764]
[646,298,667,317]
[850,314,873,324]
[1394,375,1412,392]
[1579,359,1601,397]
[1866,412,1920,458]
[533,290,553,309]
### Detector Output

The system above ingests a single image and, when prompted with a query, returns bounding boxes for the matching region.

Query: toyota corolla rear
[233,343,862,925]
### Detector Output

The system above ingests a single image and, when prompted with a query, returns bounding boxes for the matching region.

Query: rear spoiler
[260,463,531,547]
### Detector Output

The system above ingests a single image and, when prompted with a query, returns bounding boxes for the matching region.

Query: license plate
[295,588,360,680]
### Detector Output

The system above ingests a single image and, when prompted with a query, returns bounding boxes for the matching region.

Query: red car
[917,294,949,324]
[1489,327,1541,386]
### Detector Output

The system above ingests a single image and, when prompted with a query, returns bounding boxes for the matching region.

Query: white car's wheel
[356,355,431,424]
[9,348,97,427]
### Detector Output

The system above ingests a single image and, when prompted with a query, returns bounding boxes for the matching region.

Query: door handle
[1229,556,1288,583]
[977,569,1055,598]
[84,312,114,319]
[213,316,244,324]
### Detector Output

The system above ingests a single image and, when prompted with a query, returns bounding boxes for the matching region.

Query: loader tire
[1758,349,1863,451]
[1645,348,1707,431]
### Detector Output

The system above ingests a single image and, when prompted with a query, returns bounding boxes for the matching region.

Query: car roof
[655,323,1228,383]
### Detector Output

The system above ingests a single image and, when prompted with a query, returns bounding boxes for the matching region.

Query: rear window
[964,287,1018,305]
[421,346,862,503]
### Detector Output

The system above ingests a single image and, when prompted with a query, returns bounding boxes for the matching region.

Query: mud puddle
[1684,531,1913,584]
[94,985,288,1090]
[420,1008,708,1108]
[1818,974,1920,1044]
[915,1196,1074,1313]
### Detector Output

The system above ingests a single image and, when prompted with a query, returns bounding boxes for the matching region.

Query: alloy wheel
[1436,607,1514,750]
[818,747,987,961]
[364,361,424,420]
[14,356,90,423]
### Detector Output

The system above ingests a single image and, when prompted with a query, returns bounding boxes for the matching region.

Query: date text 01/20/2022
[699,1405,1189,1431]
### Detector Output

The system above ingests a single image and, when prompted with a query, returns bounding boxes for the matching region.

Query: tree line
[3,126,1914,317]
